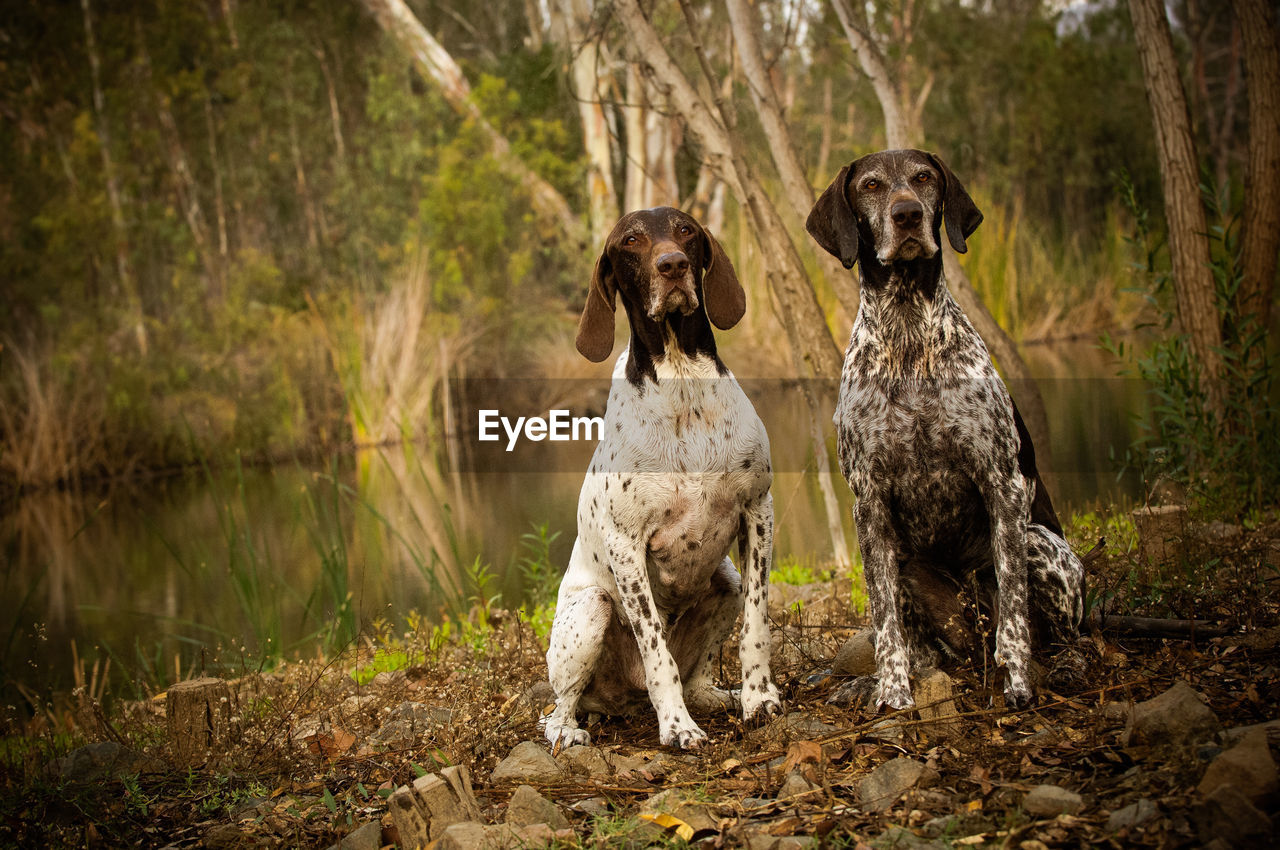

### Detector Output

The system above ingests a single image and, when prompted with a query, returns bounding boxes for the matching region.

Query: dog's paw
[661,723,708,749]
[740,682,782,724]
[1002,676,1033,711]
[872,677,915,712]
[544,722,591,749]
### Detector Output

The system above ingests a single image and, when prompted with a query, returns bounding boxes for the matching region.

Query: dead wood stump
[167,677,232,767]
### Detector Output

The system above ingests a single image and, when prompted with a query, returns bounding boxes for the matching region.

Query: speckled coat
[807,150,1084,711]
[543,208,781,750]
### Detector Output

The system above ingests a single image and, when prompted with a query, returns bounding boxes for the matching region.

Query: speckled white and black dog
[543,207,782,750]
[806,150,1084,711]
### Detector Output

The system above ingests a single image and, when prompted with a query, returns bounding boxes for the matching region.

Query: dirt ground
[3,515,1279,848]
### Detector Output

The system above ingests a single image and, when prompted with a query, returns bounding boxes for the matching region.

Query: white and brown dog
[543,207,781,750]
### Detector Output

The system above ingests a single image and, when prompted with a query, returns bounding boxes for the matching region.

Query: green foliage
[1105,179,1280,517]
[769,555,832,586]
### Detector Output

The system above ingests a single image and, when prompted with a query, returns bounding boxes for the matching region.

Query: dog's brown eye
[915,172,930,184]
[864,179,879,191]
[679,225,692,236]
[623,235,637,246]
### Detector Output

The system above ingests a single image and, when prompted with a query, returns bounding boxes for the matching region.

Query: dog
[543,207,782,749]
[805,150,1084,710]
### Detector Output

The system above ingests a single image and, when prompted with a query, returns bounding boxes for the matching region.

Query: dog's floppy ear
[926,152,983,254]
[806,163,860,269]
[700,227,746,330]
[576,251,617,362]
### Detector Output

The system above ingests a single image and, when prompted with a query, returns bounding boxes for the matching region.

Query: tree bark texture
[1231,0,1280,334]
[725,0,859,319]
[1128,0,1226,418]
[360,0,587,248]
[830,0,913,149]
[612,0,843,383]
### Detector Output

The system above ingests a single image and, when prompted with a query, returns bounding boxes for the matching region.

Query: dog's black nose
[656,251,690,278]
[891,199,924,229]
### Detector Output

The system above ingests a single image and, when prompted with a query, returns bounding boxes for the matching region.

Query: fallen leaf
[781,740,823,774]
[639,812,694,841]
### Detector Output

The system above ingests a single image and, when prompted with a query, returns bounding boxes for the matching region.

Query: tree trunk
[360,0,587,248]
[550,0,618,244]
[830,0,912,149]
[82,0,146,355]
[726,0,859,318]
[1231,0,1280,335]
[612,0,842,382]
[1128,0,1226,419]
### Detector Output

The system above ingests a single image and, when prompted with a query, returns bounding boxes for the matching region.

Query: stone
[55,741,145,782]
[167,677,233,767]
[491,741,565,784]
[371,701,445,745]
[571,797,610,818]
[434,821,488,850]
[913,669,958,734]
[506,784,570,830]
[1126,681,1220,748]
[1022,784,1083,817]
[1132,504,1188,565]
[777,770,816,800]
[828,675,877,709]
[1198,728,1279,805]
[641,789,718,834]
[860,757,938,813]
[1107,799,1159,832]
[1192,784,1272,847]
[781,711,840,737]
[334,821,382,850]
[558,744,612,778]
[833,630,876,675]
[871,826,948,849]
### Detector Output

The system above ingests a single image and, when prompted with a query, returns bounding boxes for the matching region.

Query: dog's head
[576,207,744,363]
[806,149,983,271]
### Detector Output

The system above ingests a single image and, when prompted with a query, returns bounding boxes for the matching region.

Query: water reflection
[0,340,1146,706]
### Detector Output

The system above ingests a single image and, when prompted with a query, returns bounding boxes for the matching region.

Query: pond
[0,338,1148,707]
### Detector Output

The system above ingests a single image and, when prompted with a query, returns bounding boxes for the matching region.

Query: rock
[745,834,815,850]
[641,789,718,833]
[491,741,565,784]
[1198,729,1279,805]
[833,630,876,675]
[1107,799,1159,832]
[371,701,450,745]
[167,677,233,767]
[1126,681,1220,748]
[558,744,612,778]
[333,821,382,850]
[571,797,610,818]
[860,757,938,813]
[230,795,273,821]
[777,770,816,800]
[1022,784,1083,816]
[913,669,958,734]
[1192,784,1272,847]
[828,675,877,709]
[371,669,407,690]
[55,741,145,782]
[781,711,840,737]
[434,821,488,850]
[506,784,570,830]
[1132,504,1188,565]
[871,826,948,848]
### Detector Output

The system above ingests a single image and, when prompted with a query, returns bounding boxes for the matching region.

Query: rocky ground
[3,512,1280,848]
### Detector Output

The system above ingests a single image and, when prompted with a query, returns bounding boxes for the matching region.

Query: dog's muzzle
[649,250,699,318]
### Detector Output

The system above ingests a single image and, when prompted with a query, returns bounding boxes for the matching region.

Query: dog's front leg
[607,531,707,749]
[737,494,782,722]
[987,478,1034,709]
[854,495,915,711]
